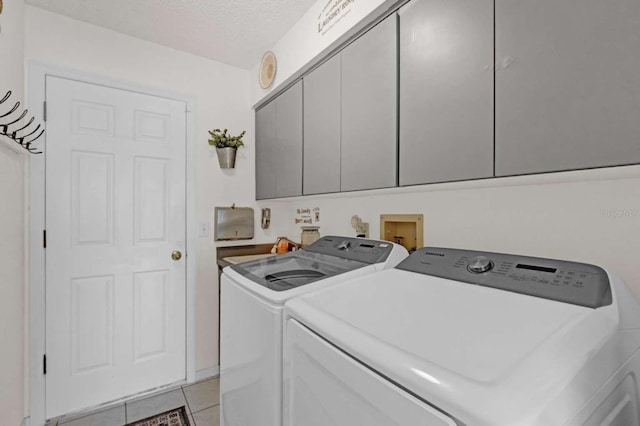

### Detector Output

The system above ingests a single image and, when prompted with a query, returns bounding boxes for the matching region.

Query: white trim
[195,366,220,382]
[28,62,46,426]
[23,150,31,423]
[185,98,197,385]
[28,61,198,426]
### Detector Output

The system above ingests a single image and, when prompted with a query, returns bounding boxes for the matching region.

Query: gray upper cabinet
[255,81,303,199]
[399,0,494,186]
[495,0,640,176]
[255,100,276,200]
[303,55,341,195]
[341,14,398,192]
[274,81,303,197]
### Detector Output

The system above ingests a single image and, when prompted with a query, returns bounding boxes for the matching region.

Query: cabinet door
[399,0,493,186]
[496,0,640,176]
[341,14,398,192]
[255,100,276,200]
[275,81,303,198]
[303,55,341,195]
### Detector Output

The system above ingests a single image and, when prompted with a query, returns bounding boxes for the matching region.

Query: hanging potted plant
[208,128,246,169]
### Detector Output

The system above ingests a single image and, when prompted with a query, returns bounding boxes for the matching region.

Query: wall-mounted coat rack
[0,90,44,154]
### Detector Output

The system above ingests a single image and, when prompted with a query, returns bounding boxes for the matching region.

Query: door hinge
[43,230,47,249]
[43,354,47,375]
[43,101,47,122]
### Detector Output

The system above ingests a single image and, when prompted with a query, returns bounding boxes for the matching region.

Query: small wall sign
[317,0,355,35]
[295,207,320,225]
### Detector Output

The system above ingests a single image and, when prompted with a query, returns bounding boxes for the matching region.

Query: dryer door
[284,319,457,426]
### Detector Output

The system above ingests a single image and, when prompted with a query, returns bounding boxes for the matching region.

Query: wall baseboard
[195,366,220,382]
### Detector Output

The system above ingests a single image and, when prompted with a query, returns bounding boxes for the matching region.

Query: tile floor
[47,377,220,426]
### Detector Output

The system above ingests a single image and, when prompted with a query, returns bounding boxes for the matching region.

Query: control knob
[468,256,494,273]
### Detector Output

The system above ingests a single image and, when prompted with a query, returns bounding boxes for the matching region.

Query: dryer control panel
[396,247,612,308]
[305,236,394,264]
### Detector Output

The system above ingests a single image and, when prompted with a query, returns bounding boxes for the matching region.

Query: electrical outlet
[199,222,209,237]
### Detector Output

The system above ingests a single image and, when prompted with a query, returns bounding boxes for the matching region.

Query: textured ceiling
[25,0,317,69]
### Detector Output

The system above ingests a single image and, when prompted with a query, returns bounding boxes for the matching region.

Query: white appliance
[284,247,640,426]
[220,236,408,426]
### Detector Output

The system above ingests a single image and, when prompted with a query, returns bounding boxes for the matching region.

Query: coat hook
[12,116,35,134]
[16,123,41,141]
[0,90,44,155]
[0,91,11,105]
[0,101,20,118]
[4,109,28,127]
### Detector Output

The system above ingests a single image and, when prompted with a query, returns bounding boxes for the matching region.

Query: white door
[45,76,187,418]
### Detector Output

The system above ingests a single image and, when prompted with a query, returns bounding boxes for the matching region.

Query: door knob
[171,250,183,261]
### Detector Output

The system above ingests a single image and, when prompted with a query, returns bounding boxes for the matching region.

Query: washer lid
[231,250,367,291]
[286,268,618,425]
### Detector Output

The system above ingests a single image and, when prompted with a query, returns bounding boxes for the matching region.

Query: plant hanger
[0,90,44,154]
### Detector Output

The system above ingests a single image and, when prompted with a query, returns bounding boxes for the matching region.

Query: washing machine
[219,236,408,426]
[284,247,640,426]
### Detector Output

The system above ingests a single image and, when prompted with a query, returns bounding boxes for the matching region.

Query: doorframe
[28,62,198,426]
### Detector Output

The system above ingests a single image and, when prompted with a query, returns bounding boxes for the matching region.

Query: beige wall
[0,0,27,424]
[24,6,277,373]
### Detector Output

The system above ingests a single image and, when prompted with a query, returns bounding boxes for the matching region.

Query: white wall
[0,145,27,425]
[265,168,640,297]
[25,6,279,373]
[0,0,27,424]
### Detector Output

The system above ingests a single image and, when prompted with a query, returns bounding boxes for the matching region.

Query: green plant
[208,128,246,149]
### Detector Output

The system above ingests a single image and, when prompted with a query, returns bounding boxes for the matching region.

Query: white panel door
[45,76,187,418]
